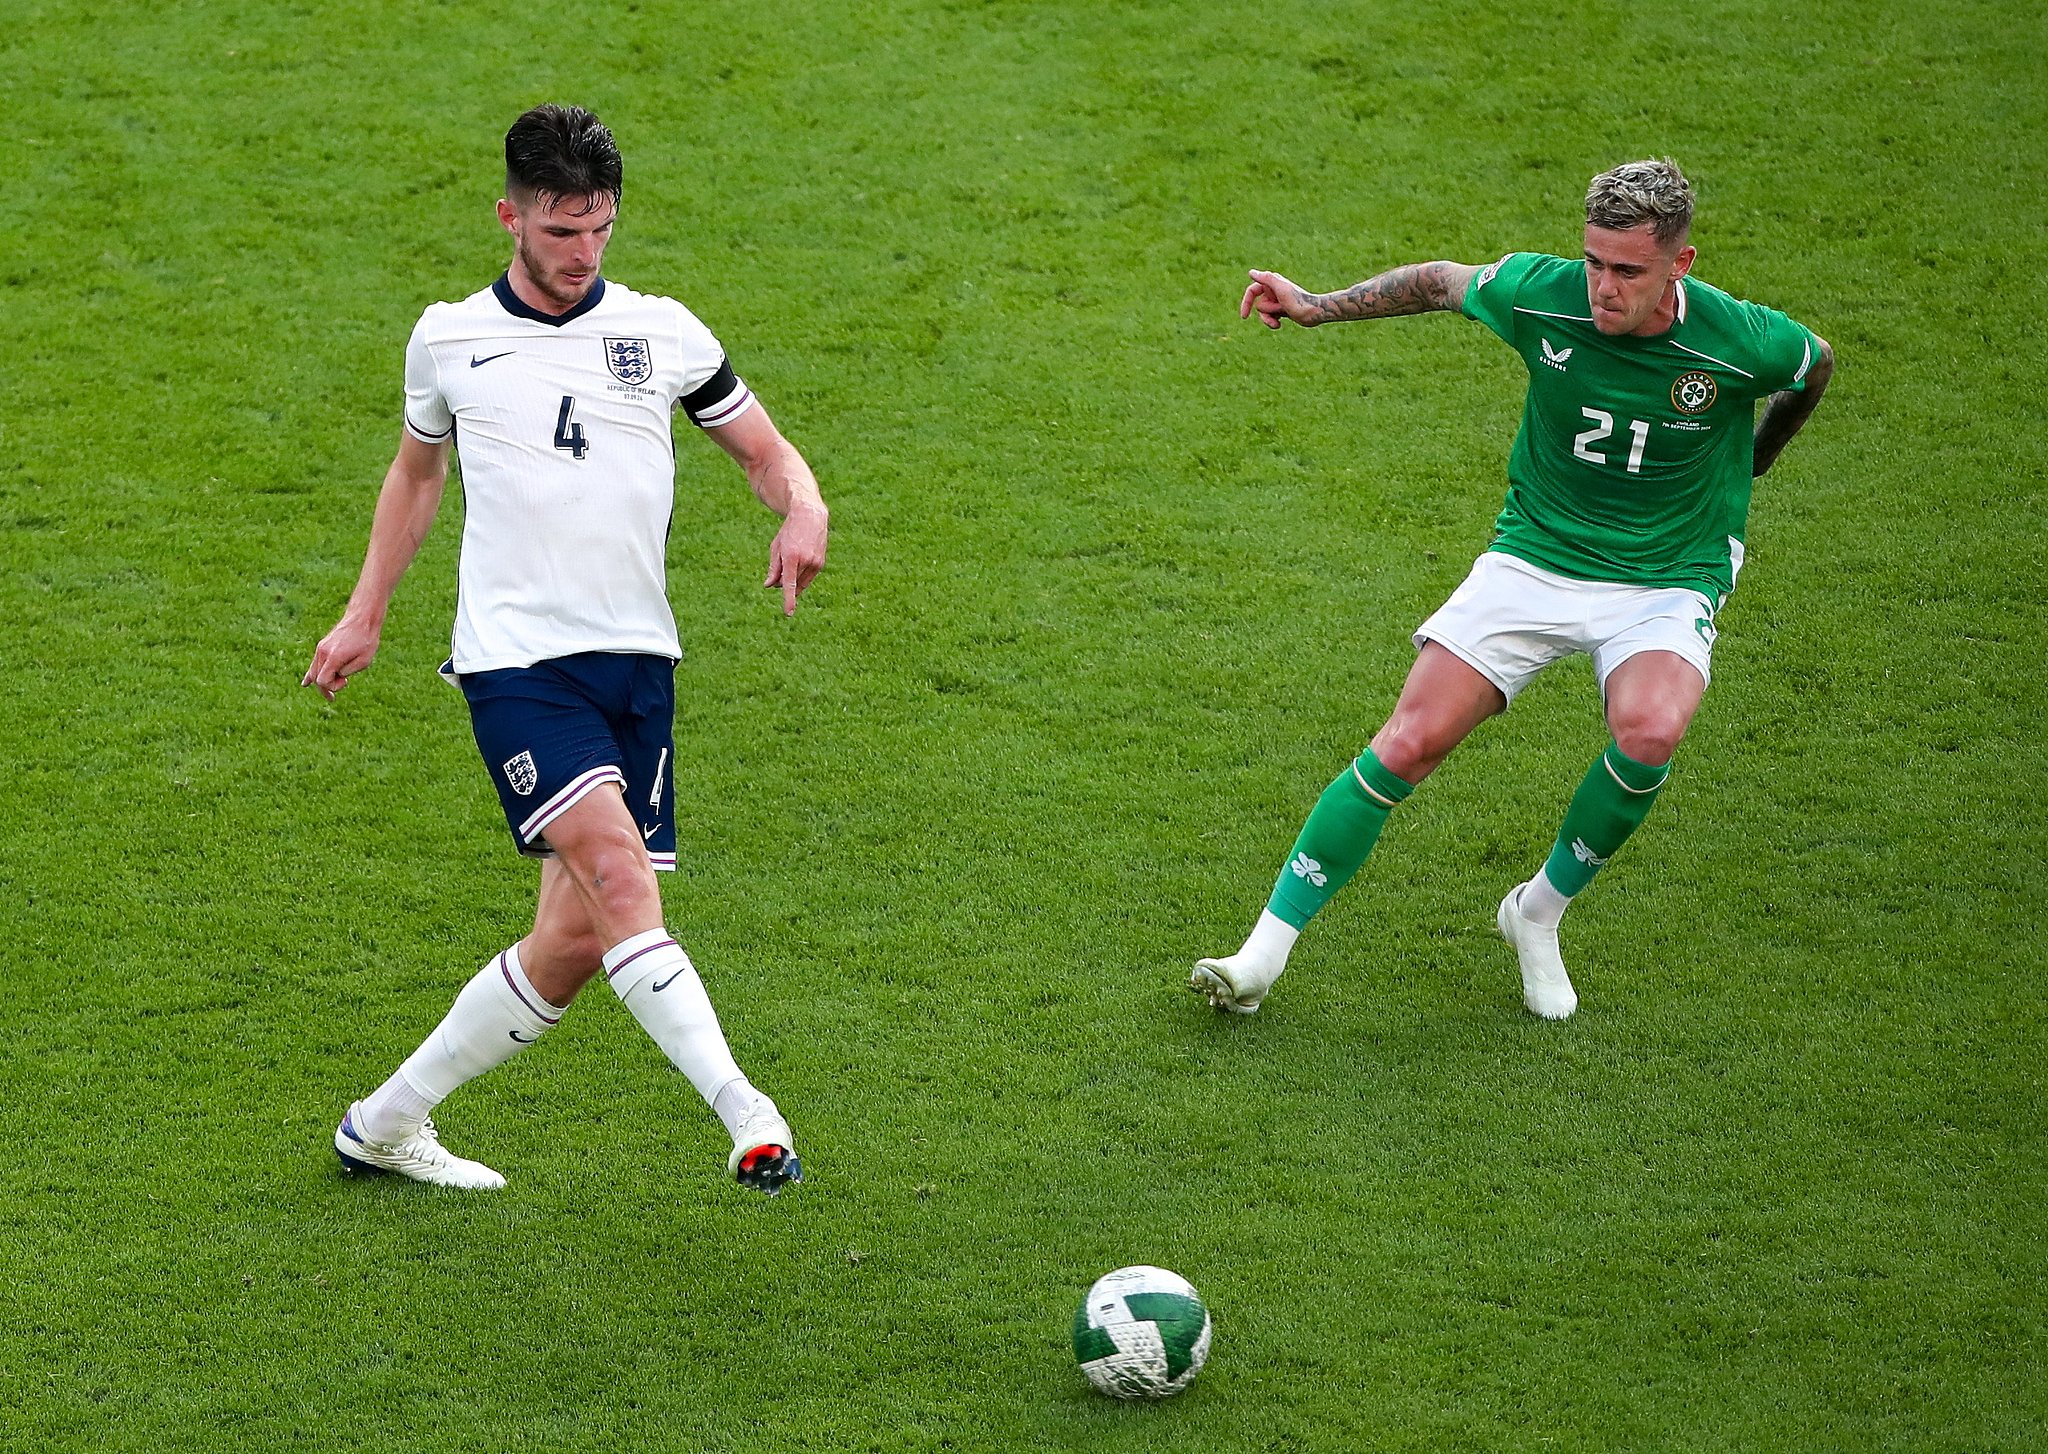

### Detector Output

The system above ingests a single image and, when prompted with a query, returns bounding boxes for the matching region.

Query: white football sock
[356,1068,432,1144]
[711,1078,770,1139]
[603,929,746,1106]
[1517,870,1572,929]
[1239,909,1301,972]
[358,945,561,1143]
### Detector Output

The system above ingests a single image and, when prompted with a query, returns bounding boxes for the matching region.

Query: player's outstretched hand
[302,615,381,700]
[765,507,829,617]
[1241,269,1319,329]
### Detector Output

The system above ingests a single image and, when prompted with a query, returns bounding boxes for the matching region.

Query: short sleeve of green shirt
[1461,252,1547,342]
[1746,303,1825,394]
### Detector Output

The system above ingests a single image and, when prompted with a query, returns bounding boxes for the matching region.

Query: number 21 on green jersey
[1573,408,1650,474]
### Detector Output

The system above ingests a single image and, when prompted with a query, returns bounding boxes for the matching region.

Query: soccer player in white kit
[304,104,829,1192]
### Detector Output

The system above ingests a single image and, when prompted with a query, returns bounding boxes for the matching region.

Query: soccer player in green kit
[1195,159,1833,1020]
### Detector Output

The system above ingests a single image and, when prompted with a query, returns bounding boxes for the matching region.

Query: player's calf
[1194,751,1413,1013]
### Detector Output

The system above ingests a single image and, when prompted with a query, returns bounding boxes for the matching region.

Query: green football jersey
[1461,252,1822,599]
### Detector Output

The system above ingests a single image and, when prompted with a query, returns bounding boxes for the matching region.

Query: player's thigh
[1591,587,1715,761]
[1601,650,1707,765]
[537,785,665,940]
[541,784,655,878]
[1370,643,1507,781]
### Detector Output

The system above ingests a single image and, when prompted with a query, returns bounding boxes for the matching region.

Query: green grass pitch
[2,1,2043,1449]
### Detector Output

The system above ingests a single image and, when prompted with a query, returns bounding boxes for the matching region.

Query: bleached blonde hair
[1585,159,1695,245]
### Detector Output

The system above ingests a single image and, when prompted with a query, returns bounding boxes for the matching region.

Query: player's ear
[1671,244,1697,280]
[496,198,520,235]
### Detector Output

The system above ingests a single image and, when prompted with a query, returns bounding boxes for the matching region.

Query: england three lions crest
[503,750,538,797]
[605,336,653,386]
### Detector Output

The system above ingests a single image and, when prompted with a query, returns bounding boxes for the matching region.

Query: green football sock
[1541,741,1671,898]
[1266,750,1415,929]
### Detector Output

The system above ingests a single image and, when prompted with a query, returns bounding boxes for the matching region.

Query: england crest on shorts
[605,336,653,386]
[503,750,539,797]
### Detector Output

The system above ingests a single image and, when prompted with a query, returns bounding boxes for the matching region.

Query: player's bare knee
[581,836,660,920]
[585,869,656,926]
[1611,708,1687,767]
[1371,714,1451,783]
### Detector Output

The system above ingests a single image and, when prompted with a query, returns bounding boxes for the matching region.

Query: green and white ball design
[1071,1265,1212,1399]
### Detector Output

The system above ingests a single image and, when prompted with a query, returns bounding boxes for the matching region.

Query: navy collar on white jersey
[492,272,607,327]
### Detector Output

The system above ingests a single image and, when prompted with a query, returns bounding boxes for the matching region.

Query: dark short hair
[505,104,622,211]
[1585,158,1694,246]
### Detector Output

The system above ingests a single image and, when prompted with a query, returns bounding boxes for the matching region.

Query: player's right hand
[1241,269,1316,329]
[302,616,381,701]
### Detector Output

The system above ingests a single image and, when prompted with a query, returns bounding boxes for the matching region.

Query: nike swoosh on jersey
[470,351,516,368]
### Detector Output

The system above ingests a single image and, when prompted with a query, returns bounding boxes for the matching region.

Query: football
[1071,1265,1212,1399]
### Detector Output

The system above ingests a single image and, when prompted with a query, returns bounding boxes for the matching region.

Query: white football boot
[1497,886,1579,1020]
[1190,954,1281,1015]
[334,1104,507,1190]
[727,1102,802,1196]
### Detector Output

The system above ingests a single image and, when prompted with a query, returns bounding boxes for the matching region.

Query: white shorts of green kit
[1414,551,1719,705]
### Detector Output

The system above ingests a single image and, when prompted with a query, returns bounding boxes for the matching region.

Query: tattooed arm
[1751,336,1834,477]
[1240,262,1481,329]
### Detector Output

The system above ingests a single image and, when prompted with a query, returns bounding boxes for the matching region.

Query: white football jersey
[403,275,756,673]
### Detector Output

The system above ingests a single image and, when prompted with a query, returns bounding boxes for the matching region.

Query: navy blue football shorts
[452,651,678,870]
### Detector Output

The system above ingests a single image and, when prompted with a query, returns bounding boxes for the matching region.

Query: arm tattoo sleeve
[1752,388,1819,477]
[1752,346,1834,477]
[1304,262,1462,322]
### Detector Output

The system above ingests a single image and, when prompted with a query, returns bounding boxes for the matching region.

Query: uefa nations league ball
[1071,1265,1212,1399]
